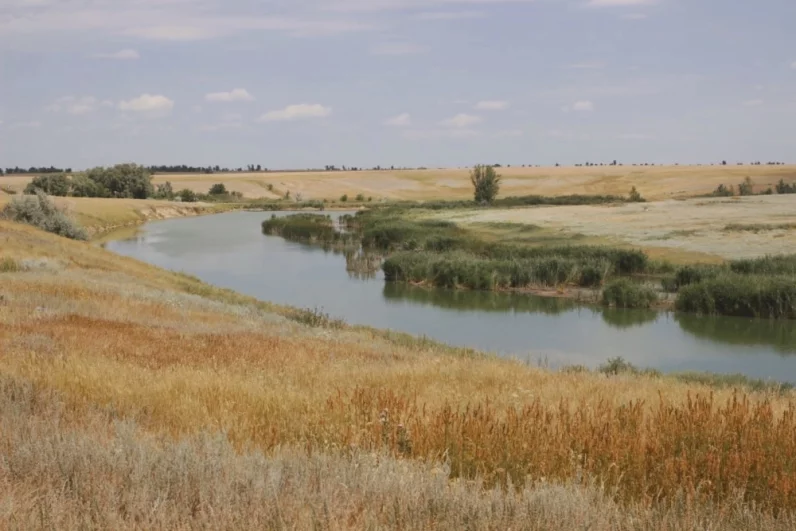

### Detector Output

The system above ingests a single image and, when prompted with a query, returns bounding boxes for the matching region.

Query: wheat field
[4,164,796,201]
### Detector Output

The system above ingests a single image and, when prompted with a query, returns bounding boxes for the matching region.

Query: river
[103,211,796,383]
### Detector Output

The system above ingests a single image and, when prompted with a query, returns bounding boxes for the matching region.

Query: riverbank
[3,218,796,525]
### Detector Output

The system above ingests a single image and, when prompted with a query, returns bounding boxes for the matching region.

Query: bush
[628,186,645,202]
[1,191,88,240]
[601,279,658,308]
[24,174,71,196]
[209,183,227,195]
[355,194,365,202]
[676,274,796,319]
[470,165,501,204]
[154,181,175,200]
[775,179,796,194]
[178,189,197,203]
[340,194,348,202]
[737,177,754,196]
[712,184,734,197]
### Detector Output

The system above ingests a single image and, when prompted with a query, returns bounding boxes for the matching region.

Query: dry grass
[432,195,796,261]
[3,377,793,530]
[2,219,796,525]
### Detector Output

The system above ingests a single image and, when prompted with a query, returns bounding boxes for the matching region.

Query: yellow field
[1,219,796,527]
[5,164,796,201]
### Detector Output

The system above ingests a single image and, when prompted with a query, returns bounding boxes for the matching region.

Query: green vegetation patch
[676,274,796,319]
[601,279,658,309]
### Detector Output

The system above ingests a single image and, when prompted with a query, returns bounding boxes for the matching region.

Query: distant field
[4,165,796,201]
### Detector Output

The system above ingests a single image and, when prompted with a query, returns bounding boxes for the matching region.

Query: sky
[1,0,795,170]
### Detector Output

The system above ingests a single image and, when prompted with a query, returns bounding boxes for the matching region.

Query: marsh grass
[676,274,796,319]
[261,213,356,247]
[601,279,659,308]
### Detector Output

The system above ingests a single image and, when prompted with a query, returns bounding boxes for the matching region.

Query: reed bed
[676,274,796,319]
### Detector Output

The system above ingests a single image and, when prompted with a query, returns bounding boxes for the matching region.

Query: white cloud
[10,121,42,129]
[475,100,509,111]
[370,42,426,56]
[587,0,655,6]
[385,113,411,126]
[46,96,111,115]
[743,99,764,107]
[569,100,594,112]
[415,11,485,20]
[205,89,255,103]
[94,49,139,60]
[440,113,482,128]
[403,128,479,140]
[258,104,332,122]
[118,94,175,115]
[567,61,605,69]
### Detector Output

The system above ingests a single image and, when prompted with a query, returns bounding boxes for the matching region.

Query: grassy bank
[3,219,796,524]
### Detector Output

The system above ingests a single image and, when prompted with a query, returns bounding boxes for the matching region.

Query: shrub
[154,181,175,200]
[1,191,88,240]
[209,183,227,195]
[712,184,734,197]
[24,174,71,196]
[730,254,796,276]
[737,176,754,196]
[178,189,197,203]
[0,257,21,273]
[775,179,796,194]
[470,164,501,204]
[601,279,658,308]
[355,194,365,202]
[340,194,348,202]
[628,186,645,202]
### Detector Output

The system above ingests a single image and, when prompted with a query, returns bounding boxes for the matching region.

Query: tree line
[2,166,72,175]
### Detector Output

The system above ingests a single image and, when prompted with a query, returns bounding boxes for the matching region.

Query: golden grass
[2,219,796,524]
[4,377,793,530]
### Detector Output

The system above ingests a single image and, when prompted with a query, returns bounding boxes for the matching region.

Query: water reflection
[676,314,796,356]
[382,282,580,315]
[600,308,660,329]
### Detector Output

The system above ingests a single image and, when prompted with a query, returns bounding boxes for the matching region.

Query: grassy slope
[0,193,234,236]
[2,220,796,527]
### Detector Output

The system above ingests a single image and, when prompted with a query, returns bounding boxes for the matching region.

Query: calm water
[104,211,796,383]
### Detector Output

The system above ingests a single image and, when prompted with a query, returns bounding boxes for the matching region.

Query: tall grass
[4,377,793,530]
[676,274,796,319]
[261,213,356,247]
[383,251,613,289]
[601,279,659,308]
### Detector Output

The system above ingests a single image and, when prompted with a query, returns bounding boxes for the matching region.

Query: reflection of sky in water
[105,211,796,384]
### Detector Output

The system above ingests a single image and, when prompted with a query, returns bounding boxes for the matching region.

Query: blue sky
[1,0,794,169]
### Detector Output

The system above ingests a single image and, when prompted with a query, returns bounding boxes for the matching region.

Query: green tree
[24,174,71,196]
[84,163,153,199]
[470,164,501,204]
[70,174,108,198]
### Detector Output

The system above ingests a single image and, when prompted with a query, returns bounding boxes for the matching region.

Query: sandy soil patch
[435,195,796,260]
